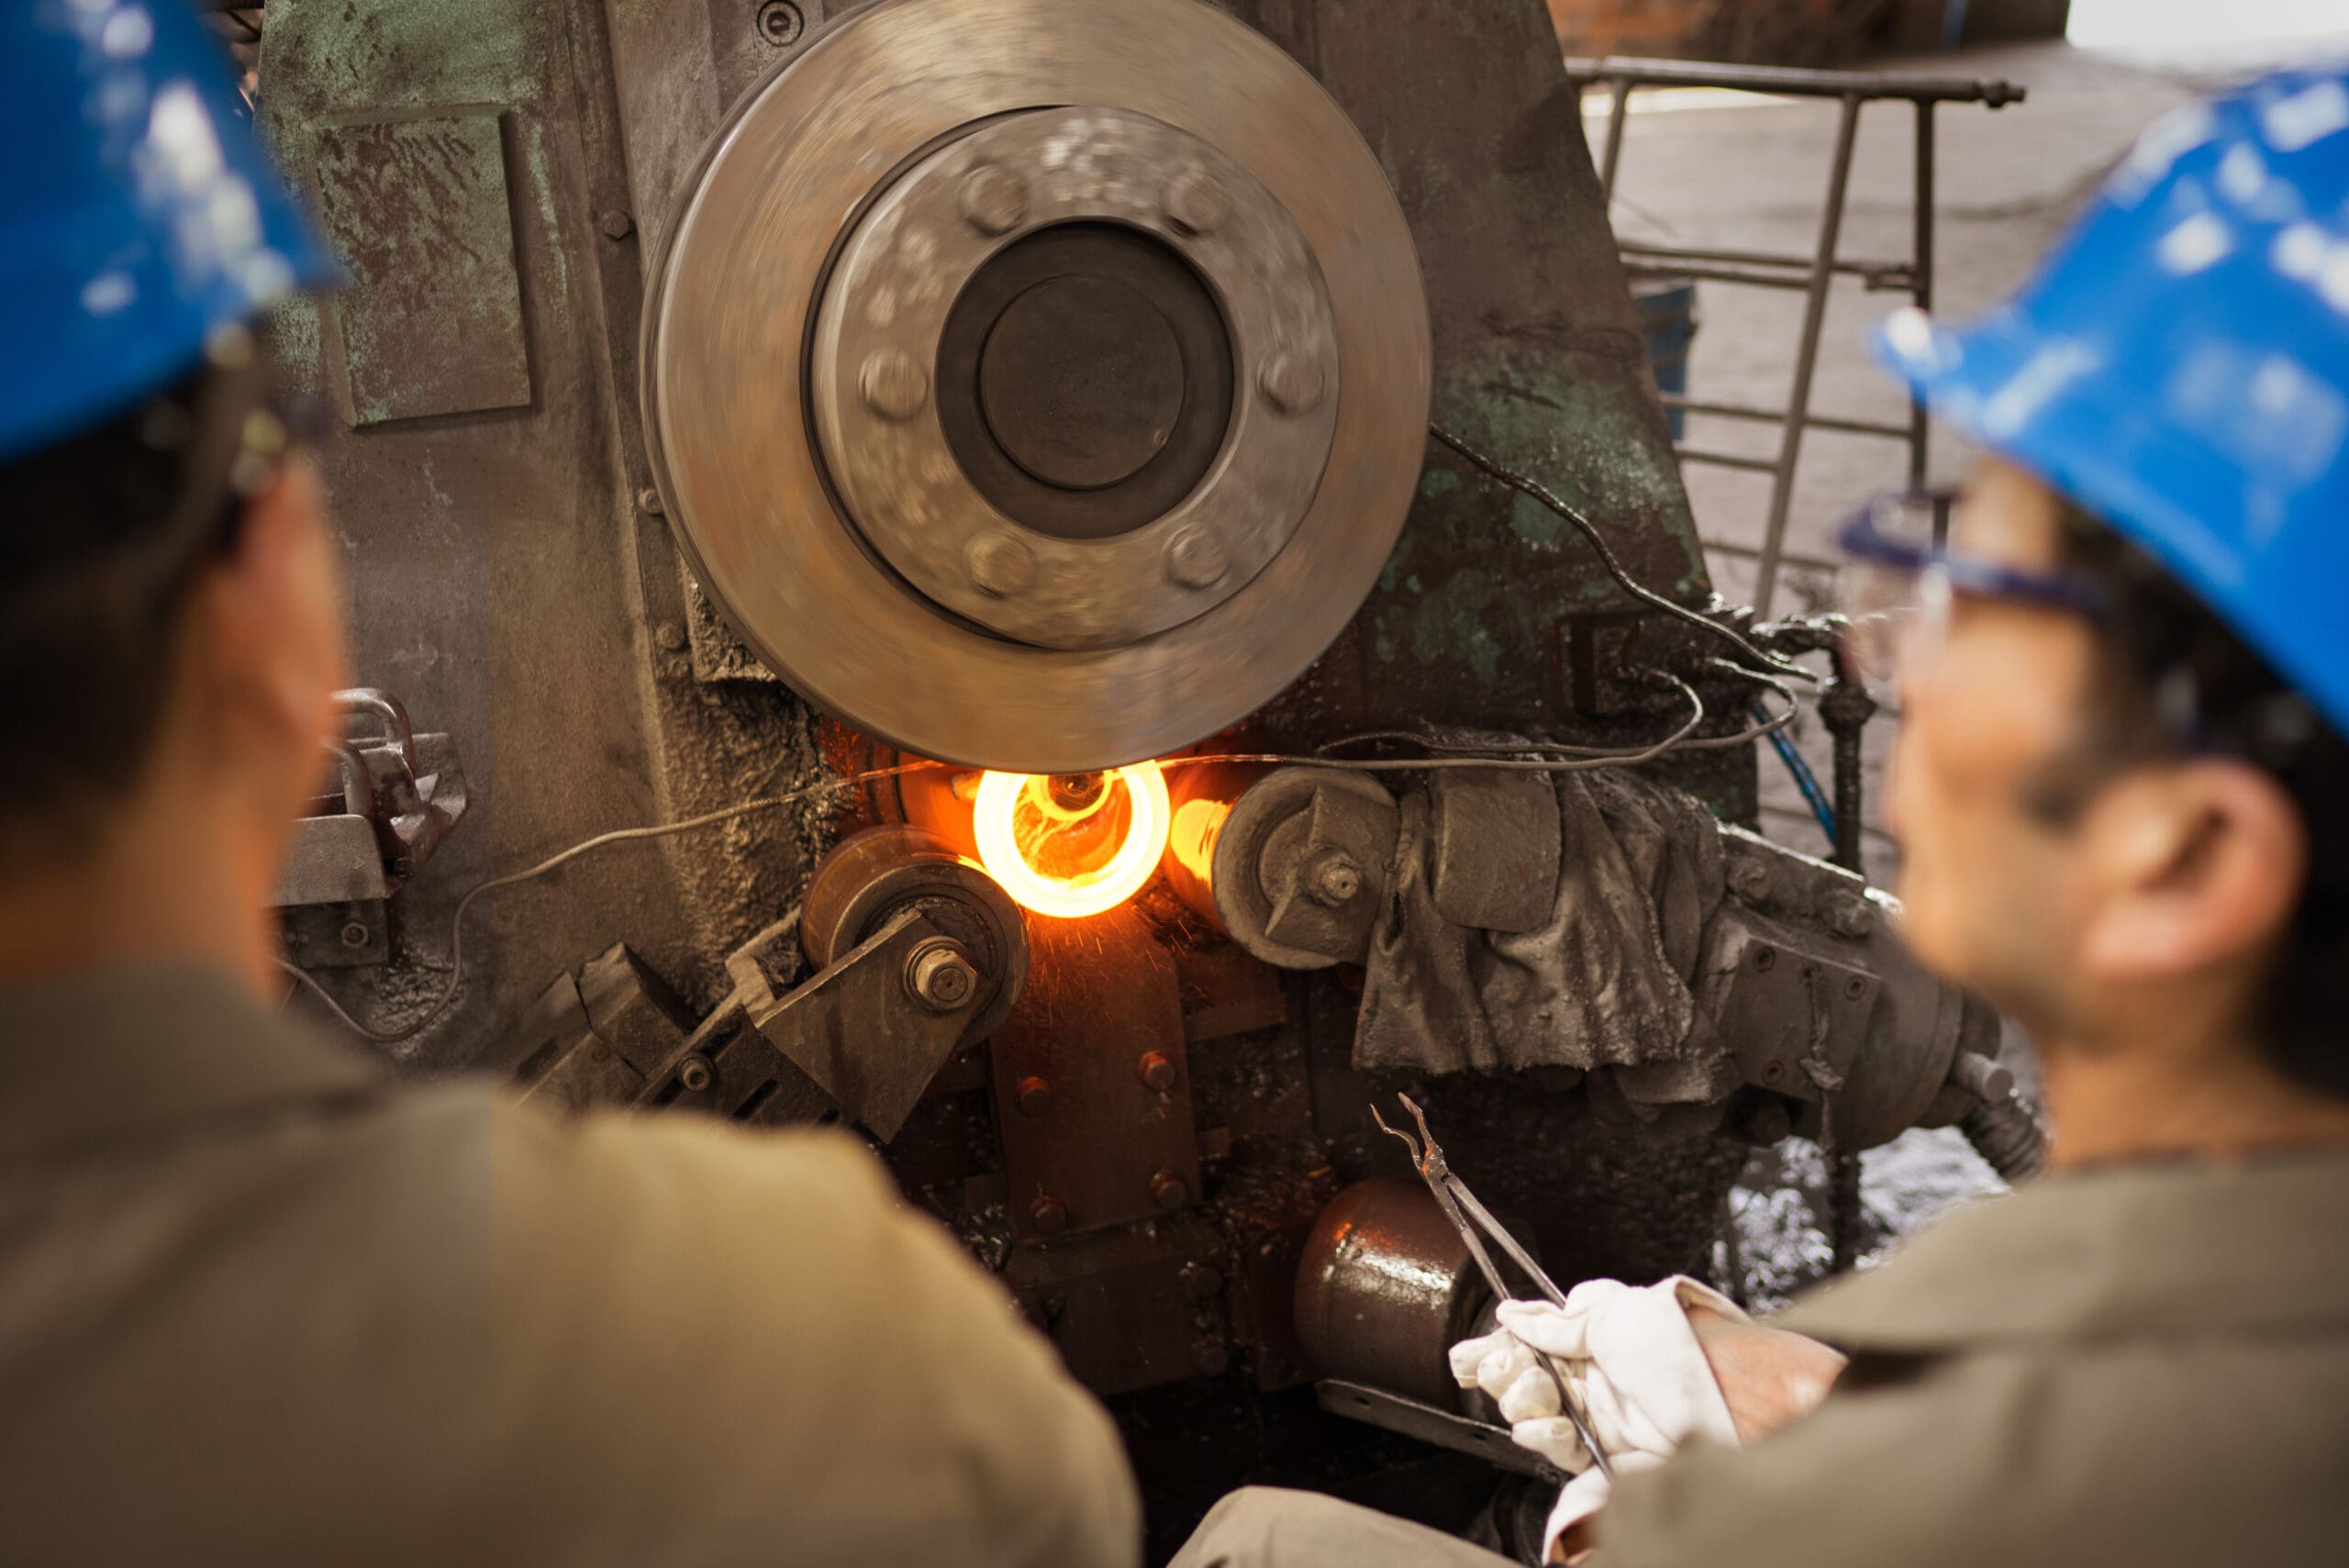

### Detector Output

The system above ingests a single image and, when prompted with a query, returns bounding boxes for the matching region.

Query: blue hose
[1760,705,1838,850]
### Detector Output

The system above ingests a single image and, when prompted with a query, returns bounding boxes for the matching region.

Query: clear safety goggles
[1836,485,2103,687]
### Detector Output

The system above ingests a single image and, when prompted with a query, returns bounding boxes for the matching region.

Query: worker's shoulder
[1599,1329,2349,1568]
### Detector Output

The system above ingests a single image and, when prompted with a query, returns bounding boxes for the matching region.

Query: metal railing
[1564,57,2026,614]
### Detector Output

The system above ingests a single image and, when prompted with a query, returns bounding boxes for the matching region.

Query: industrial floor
[1626,17,2349,1289]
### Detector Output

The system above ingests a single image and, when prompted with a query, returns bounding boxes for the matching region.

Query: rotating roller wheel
[801,825,1030,1044]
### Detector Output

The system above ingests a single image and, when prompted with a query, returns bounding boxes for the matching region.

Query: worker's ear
[2074,760,2305,982]
[184,457,350,777]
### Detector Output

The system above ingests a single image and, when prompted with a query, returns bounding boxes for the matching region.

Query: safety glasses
[1836,485,2103,686]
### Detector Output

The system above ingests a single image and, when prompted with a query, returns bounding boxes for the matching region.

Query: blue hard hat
[1875,64,2349,739]
[0,0,339,465]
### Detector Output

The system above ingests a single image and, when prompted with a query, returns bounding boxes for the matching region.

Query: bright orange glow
[1169,795,1229,884]
[974,762,1172,918]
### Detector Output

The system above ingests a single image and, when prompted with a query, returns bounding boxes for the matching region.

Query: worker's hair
[0,363,245,870]
[2038,502,2349,1101]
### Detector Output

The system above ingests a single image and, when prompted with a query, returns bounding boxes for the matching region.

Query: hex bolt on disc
[959,165,1028,235]
[1260,352,1324,415]
[967,530,1038,596]
[1163,167,1228,235]
[861,350,930,420]
[1163,525,1228,589]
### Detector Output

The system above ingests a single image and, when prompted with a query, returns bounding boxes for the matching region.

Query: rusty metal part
[1705,825,1997,1151]
[643,0,1430,771]
[1317,1380,1560,1484]
[278,692,469,977]
[1948,1050,2047,1180]
[990,905,1201,1240]
[1210,767,1399,970]
[639,905,977,1142]
[1293,1178,1492,1409]
[811,106,1337,651]
[1427,770,1562,935]
[801,824,1029,1045]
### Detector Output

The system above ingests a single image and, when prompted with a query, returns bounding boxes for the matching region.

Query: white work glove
[1449,1276,1747,1557]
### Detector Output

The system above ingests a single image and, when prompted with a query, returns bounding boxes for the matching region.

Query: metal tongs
[1374,1093,1613,1478]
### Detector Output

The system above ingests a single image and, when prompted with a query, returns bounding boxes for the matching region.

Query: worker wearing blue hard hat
[1179,61,2349,1568]
[0,6,1139,1563]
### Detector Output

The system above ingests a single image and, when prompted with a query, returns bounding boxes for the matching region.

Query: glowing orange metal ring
[974,762,1173,917]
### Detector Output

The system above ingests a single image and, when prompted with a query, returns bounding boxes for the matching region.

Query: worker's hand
[1452,1276,1847,1564]
[1683,1299,1848,1443]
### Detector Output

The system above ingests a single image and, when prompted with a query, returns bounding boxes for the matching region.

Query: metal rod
[1702,539,1842,576]
[1662,395,1912,442]
[1829,1150,1865,1273]
[1600,81,1631,202]
[1620,241,1914,290]
[1753,95,1864,617]
[1562,55,2026,107]
[1675,447,1782,474]
[1909,103,1937,489]
[1626,260,1819,293]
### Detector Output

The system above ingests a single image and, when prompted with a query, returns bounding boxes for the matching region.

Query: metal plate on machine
[311,110,532,427]
[991,906,1201,1241]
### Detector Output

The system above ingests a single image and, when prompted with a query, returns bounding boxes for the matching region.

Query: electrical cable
[1762,708,1840,848]
[1427,422,1819,684]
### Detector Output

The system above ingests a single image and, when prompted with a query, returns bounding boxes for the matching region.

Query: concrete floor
[1594,23,2349,878]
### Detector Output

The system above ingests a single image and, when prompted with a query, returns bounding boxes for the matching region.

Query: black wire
[1428,422,1818,684]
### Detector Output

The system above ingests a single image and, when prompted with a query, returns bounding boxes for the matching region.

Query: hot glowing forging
[974,762,1173,917]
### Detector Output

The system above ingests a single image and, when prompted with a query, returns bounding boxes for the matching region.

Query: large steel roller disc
[642,0,1431,773]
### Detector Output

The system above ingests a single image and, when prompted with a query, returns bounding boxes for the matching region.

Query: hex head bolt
[1306,849,1362,907]
[1258,352,1323,416]
[1030,1195,1070,1235]
[1139,1051,1178,1092]
[1151,1170,1190,1211]
[905,940,977,1011]
[959,166,1028,236]
[1163,525,1228,590]
[967,530,1037,596]
[1163,168,1229,236]
[1015,1075,1054,1117]
[860,349,929,421]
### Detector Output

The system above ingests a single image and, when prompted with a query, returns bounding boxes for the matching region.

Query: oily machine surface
[259,0,2025,1552]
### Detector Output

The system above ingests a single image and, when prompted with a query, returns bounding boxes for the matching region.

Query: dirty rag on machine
[1354,768,1723,1076]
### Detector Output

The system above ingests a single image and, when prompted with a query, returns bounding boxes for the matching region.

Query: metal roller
[642,0,1431,772]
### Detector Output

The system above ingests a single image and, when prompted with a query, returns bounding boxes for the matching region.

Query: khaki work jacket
[0,965,1141,1566]
[1598,1151,2349,1567]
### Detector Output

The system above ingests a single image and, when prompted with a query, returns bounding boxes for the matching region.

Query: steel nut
[1258,352,1324,416]
[1139,1051,1178,1092]
[860,349,929,421]
[1163,168,1229,236]
[1150,1169,1190,1212]
[958,165,1028,237]
[1306,849,1362,907]
[967,530,1038,597]
[1016,1075,1054,1117]
[1163,525,1227,590]
[906,940,978,1011]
